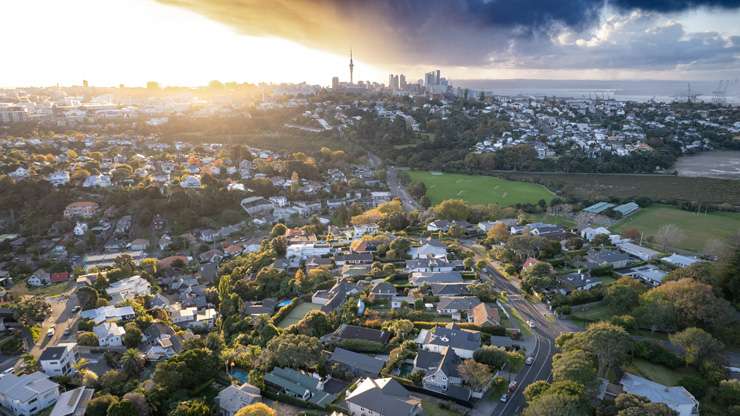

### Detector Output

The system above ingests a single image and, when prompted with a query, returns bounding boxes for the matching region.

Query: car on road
[508,381,518,393]
[526,320,536,328]
[71,306,80,313]
[525,356,534,365]
[500,394,509,403]
[3,368,14,375]
[46,327,55,338]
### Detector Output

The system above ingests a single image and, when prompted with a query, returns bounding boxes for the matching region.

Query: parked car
[71,306,80,313]
[526,320,536,328]
[46,327,55,338]
[508,381,518,393]
[525,356,534,365]
[500,394,509,403]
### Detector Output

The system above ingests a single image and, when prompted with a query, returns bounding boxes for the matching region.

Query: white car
[500,394,509,403]
[46,327,55,338]
[525,356,534,365]
[526,320,536,328]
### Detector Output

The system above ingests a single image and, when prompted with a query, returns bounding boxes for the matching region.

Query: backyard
[408,171,554,207]
[276,302,322,328]
[612,205,740,252]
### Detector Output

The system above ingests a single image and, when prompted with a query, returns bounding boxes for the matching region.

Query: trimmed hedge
[270,297,300,325]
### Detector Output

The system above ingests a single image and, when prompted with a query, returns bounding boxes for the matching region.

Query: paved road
[469,247,577,416]
[387,166,421,211]
[29,291,79,359]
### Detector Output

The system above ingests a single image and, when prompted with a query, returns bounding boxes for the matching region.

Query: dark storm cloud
[159,0,740,70]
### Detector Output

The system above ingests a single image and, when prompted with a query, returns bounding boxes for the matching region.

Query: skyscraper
[349,49,354,84]
[332,76,339,89]
[399,74,407,89]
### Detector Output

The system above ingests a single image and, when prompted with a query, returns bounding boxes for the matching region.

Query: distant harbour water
[454,79,740,104]
[674,151,740,179]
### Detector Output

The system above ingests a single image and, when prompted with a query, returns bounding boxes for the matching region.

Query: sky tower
[349,49,354,84]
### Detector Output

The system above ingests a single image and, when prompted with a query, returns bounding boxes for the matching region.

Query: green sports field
[612,205,740,252]
[277,302,321,328]
[408,171,554,207]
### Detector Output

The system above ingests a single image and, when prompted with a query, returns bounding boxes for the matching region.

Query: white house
[580,227,610,242]
[661,253,702,268]
[345,377,421,416]
[93,322,125,347]
[105,275,151,304]
[39,343,79,377]
[80,305,135,324]
[46,171,70,187]
[620,373,699,416]
[27,269,50,287]
[73,222,88,237]
[216,383,261,416]
[0,372,60,416]
[409,239,447,259]
[286,243,332,260]
[180,175,202,189]
[48,387,94,416]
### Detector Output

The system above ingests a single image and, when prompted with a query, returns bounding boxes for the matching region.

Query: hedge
[270,297,300,325]
[338,339,386,354]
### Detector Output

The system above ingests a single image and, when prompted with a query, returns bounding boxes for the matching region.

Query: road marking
[495,335,542,416]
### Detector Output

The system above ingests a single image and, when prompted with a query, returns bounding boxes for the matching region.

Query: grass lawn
[569,302,613,324]
[625,359,695,386]
[408,171,554,207]
[277,302,321,328]
[10,281,72,298]
[612,205,740,252]
[421,400,462,416]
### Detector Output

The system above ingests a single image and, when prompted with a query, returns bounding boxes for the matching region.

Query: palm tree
[72,357,89,372]
[121,348,145,376]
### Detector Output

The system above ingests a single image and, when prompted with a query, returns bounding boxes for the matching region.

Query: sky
[2,0,740,87]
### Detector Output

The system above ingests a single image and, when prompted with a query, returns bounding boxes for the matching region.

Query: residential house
[242,299,277,316]
[179,175,202,188]
[48,387,94,416]
[335,252,373,266]
[80,306,135,324]
[619,373,698,416]
[345,377,421,416]
[63,201,99,219]
[430,283,470,297]
[436,297,482,320]
[143,322,183,361]
[27,269,50,287]
[313,280,360,313]
[0,372,60,416]
[216,383,261,416]
[240,196,274,216]
[323,324,391,346]
[328,347,385,378]
[415,347,471,401]
[580,227,610,242]
[586,250,632,269]
[470,303,500,329]
[410,271,463,286]
[105,275,151,304]
[405,257,460,273]
[622,265,667,287]
[129,239,149,251]
[369,282,396,301]
[415,324,481,359]
[661,254,702,268]
[408,239,447,259]
[617,242,660,261]
[93,322,125,347]
[39,343,79,377]
[559,271,601,294]
[263,367,336,408]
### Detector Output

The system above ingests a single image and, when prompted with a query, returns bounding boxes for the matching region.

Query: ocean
[453,79,740,104]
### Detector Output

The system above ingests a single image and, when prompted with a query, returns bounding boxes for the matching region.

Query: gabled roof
[329,347,384,376]
[334,324,390,344]
[346,377,419,416]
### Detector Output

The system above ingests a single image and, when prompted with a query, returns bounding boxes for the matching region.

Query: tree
[123,322,142,348]
[86,394,118,416]
[523,380,551,401]
[474,346,522,370]
[13,296,51,326]
[77,332,100,346]
[522,262,555,293]
[621,228,641,241]
[605,277,646,314]
[77,286,99,310]
[591,234,610,247]
[381,319,415,341]
[463,257,475,270]
[552,350,597,388]
[486,222,511,242]
[716,379,740,406]
[287,310,332,338]
[107,399,137,416]
[260,334,322,370]
[169,400,211,416]
[669,327,724,367]
[558,322,632,379]
[270,236,287,256]
[457,359,492,391]
[121,348,145,376]
[614,393,677,416]
[523,392,589,416]
[122,392,150,416]
[655,224,685,252]
[637,278,736,332]
[433,199,471,221]
[270,223,287,238]
[235,403,276,416]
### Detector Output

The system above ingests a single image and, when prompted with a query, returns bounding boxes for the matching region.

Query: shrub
[632,340,682,369]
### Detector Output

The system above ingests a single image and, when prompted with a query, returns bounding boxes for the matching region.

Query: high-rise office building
[399,74,407,89]
[332,76,339,89]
